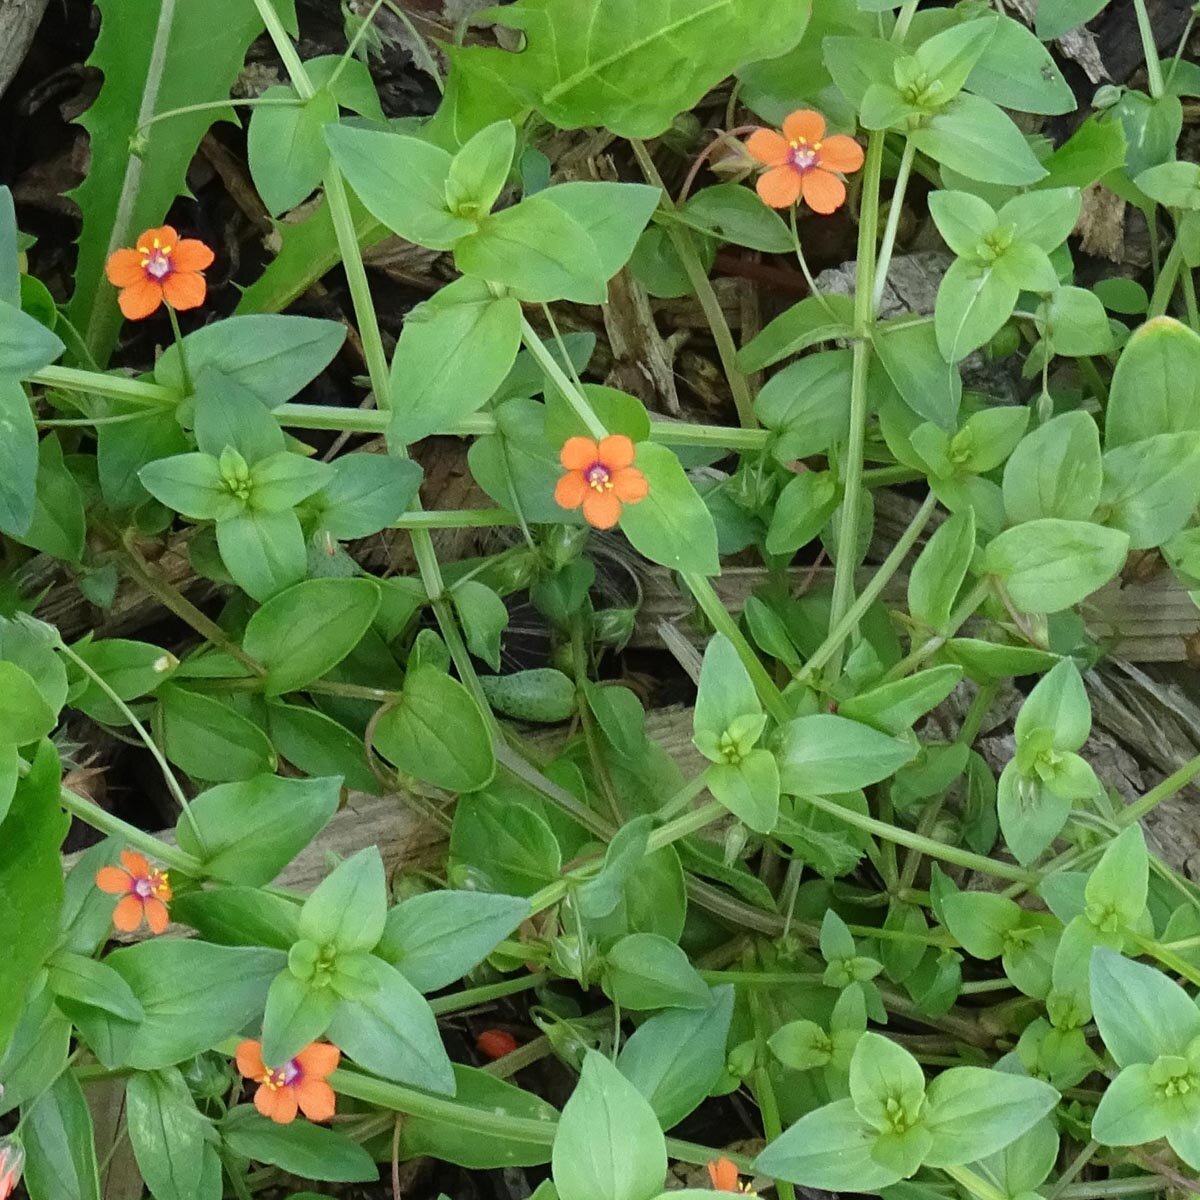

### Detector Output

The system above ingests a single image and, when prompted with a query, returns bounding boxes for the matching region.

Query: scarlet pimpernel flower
[746,110,864,214]
[95,849,172,935]
[236,1040,340,1125]
[104,225,213,319]
[707,1157,755,1193]
[554,434,648,530]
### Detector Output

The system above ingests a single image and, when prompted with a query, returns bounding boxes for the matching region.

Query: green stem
[58,784,202,875]
[380,0,444,90]
[788,207,838,320]
[1119,750,1200,826]
[942,1164,1010,1200]
[1148,236,1185,318]
[892,0,922,41]
[646,798,726,852]
[873,138,916,311]
[137,96,301,137]
[629,139,757,429]
[392,508,520,529]
[31,365,175,406]
[656,771,711,821]
[827,132,886,678]
[800,490,937,682]
[799,791,1039,884]
[428,972,547,1016]
[750,983,797,1200]
[165,306,192,395]
[883,577,991,681]
[1131,0,1165,97]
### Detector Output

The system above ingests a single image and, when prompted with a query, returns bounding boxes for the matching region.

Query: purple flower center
[585,463,612,491]
[264,1059,302,1089]
[789,145,818,171]
[144,250,172,280]
[132,876,154,898]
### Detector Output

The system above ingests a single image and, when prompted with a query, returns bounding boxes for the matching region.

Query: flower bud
[0,1137,24,1200]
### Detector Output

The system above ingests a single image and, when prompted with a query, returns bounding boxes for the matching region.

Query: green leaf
[997,762,1072,864]
[908,508,975,633]
[157,683,277,782]
[0,661,57,744]
[923,1067,1059,1166]
[849,1032,927,1131]
[777,714,916,795]
[1136,161,1200,210]
[242,577,380,695]
[1003,411,1103,524]
[324,124,475,249]
[176,774,341,886]
[452,579,509,671]
[912,15,999,101]
[389,277,523,445]
[0,742,65,1052]
[538,181,663,278]
[706,751,780,834]
[874,319,962,430]
[1107,318,1200,447]
[1085,825,1148,930]
[85,941,284,1070]
[1101,432,1200,549]
[446,120,517,216]
[22,1072,100,1200]
[576,816,652,920]
[756,350,854,461]
[617,985,734,1129]
[327,953,454,1091]
[67,0,294,363]
[694,634,760,740]
[472,0,812,139]
[839,666,963,736]
[260,967,338,1066]
[679,184,792,253]
[737,293,856,372]
[912,93,1048,186]
[19,435,85,562]
[377,890,529,992]
[222,1105,378,1182]
[1091,1061,1176,1147]
[311,453,422,541]
[984,519,1129,613]
[46,951,144,1022]
[755,1098,904,1191]
[126,1068,209,1200]
[1036,0,1107,40]
[617,443,719,575]
[450,791,562,896]
[940,890,1022,959]
[1090,948,1200,1067]
[1015,658,1091,750]
[935,256,1019,363]
[373,666,496,792]
[0,299,62,376]
[999,189,1082,252]
[0,188,17,307]
[966,13,1075,115]
[1039,114,1127,190]
[298,846,387,954]
[0,376,38,538]
[169,886,299,951]
[216,509,309,603]
[765,470,838,556]
[247,87,338,217]
[455,195,607,304]
[552,1049,667,1200]
[139,452,239,521]
[1039,286,1114,357]
[603,932,711,1011]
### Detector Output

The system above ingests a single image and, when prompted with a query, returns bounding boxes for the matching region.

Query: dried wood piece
[0,0,49,100]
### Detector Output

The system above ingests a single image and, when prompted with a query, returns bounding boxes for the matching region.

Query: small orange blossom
[554,434,648,530]
[707,1157,755,1193]
[746,110,864,214]
[236,1040,340,1125]
[95,850,172,935]
[105,225,213,320]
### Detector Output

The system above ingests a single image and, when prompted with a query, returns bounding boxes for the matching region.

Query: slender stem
[380,0,444,90]
[137,96,301,136]
[428,972,547,1016]
[788,208,838,320]
[1119,750,1200,826]
[827,132,886,677]
[892,0,922,41]
[942,1164,1010,1200]
[31,365,176,406]
[392,508,521,529]
[749,979,797,1200]
[873,138,916,311]
[656,772,711,821]
[630,139,758,429]
[646,799,726,852]
[329,0,386,88]
[801,491,936,681]
[1148,235,1185,318]
[1165,15,1196,88]
[58,784,202,875]
[1131,0,1165,97]
[883,577,991,681]
[53,637,204,847]
[1048,1142,1101,1200]
[799,791,1039,884]
[520,316,606,438]
[165,306,193,395]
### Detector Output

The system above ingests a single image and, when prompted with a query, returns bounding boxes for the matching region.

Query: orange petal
[137,225,178,250]
[818,134,865,174]
[120,850,151,876]
[144,897,170,934]
[254,1084,298,1124]
[119,279,163,320]
[294,1042,341,1079]
[802,168,847,215]
[612,467,648,503]
[756,166,803,209]
[105,248,146,288]
[582,490,621,530]
[236,1040,267,1080]
[783,109,826,144]
[112,894,144,932]
[171,238,214,272]
[597,434,635,470]
[295,1078,337,1122]
[560,436,599,471]
[162,271,206,311]
[745,128,790,167]
[554,472,588,510]
[95,865,132,895]
[707,1158,741,1191]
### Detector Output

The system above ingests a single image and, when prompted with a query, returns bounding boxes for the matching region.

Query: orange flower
[0,1137,23,1200]
[746,110,864,214]
[707,1157,754,1193]
[477,1029,520,1059]
[95,850,172,935]
[554,435,648,530]
[105,225,213,320]
[235,1040,341,1125]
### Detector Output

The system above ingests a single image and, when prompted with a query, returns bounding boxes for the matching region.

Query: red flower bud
[476,1029,520,1059]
